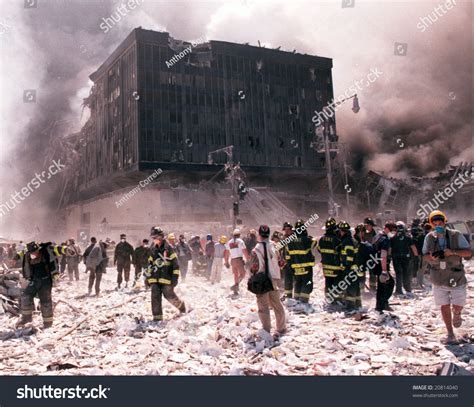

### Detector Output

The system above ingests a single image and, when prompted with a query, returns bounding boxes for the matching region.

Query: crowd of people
[9,209,471,345]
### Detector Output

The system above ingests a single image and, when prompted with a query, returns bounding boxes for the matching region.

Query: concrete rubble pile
[0,261,472,376]
[0,268,21,317]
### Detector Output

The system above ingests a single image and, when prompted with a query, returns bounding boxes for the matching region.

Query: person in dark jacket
[373,222,397,313]
[204,234,215,280]
[145,227,186,321]
[18,242,66,328]
[391,221,419,297]
[114,233,134,289]
[86,238,104,296]
[133,239,152,287]
[83,237,97,274]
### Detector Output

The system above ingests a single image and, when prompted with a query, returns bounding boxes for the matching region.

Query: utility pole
[208,145,240,230]
[313,94,359,218]
[323,120,336,217]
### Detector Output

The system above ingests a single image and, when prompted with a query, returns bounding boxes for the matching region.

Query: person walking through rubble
[338,221,361,316]
[373,222,397,313]
[176,234,192,281]
[145,227,186,321]
[86,238,105,296]
[287,219,316,313]
[189,235,203,274]
[114,233,134,289]
[205,234,215,280]
[363,218,378,290]
[422,210,471,345]
[17,242,66,328]
[65,238,82,282]
[83,237,97,273]
[391,221,419,298]
[280,222,295,302]
[133,239,152,287]
[318,218,343,310]
[249,225,286,340]
[224,229,249,296]
[210,235,227,284]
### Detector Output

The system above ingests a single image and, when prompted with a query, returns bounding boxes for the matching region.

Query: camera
[432,250,445,259]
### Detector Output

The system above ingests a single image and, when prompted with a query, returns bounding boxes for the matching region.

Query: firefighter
[17,242,66,328]
[280,221,295,302]
[145,227,186,321]
[338,221,361,314]
[287,219,315,313]
[114,233,134,289]
[317,218,343,309]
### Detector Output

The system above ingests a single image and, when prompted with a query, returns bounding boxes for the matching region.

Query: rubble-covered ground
[1,262,473,376]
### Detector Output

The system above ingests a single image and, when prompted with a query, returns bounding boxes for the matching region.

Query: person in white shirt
[224,229,249,295]
[211,236,228,284]
[250,225,287,339]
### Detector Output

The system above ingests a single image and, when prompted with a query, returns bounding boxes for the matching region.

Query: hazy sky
[0,0,472,232]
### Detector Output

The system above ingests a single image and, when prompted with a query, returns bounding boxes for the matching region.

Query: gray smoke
[0,0,472,238]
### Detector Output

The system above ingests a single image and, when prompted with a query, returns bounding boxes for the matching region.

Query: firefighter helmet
[167,233,176,241]
[282,221,293,230]
[428,210,447,225]
[294,219,305,229]
[26,241,39,253]
[272,231,281,241]
[219,235,227,244]
[325,217,337,229]
[150,226,165,238]
[338,221,351,231]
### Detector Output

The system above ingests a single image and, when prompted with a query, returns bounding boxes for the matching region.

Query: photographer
[422,210,471,345]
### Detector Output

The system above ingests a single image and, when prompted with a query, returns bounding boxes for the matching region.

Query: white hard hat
[232,228,241,235]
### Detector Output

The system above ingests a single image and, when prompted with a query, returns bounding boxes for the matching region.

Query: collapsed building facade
[59,28,341,242]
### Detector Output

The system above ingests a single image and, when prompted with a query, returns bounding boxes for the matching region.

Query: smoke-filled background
[0,0,472,237]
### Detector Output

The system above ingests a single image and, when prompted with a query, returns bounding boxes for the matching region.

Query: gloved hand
[379,271,389,284]
[52,273,60,282]
[171,278,178,287]
[225,262,230,269]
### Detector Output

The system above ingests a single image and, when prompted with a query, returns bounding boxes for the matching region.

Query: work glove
[379,271,389,284]
[224,262,230,269]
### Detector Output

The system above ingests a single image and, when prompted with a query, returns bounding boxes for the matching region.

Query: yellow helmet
[167,233,176,241]
[428,210,447,225]
[219,235,227,244]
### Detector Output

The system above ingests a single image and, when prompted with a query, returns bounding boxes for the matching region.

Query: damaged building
[351,162,473,224]
[60,27,340,241]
